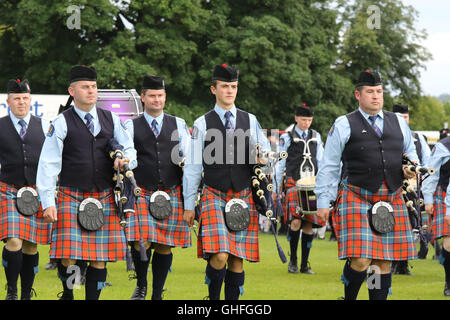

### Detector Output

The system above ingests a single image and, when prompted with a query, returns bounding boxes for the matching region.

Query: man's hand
[425,204,434,215]
[316,208,330,222]
[402,165,416,179]
[43,206,58,223]
[184,210,195,227]
[114,157,130,171]
[444,215,450,226]
[271,192,277,203]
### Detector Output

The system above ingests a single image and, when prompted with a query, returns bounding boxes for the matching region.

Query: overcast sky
[401,0,450,97]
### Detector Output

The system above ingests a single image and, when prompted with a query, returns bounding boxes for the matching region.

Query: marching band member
[183,64,270,300]
[274,104,324,274]
[422,136,450,296]
[315,70,418,300]
[124,75,191,300]
[1,79,52,300]
[36,65,137,300]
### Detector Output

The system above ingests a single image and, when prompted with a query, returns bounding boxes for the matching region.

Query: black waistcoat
[202,108,253,192]
[412,132,424,164]
[438,137,450,189]
[342,110,403,193]
[59,107,114,191]
[285,127,318,180]
[0,115,45,186]
[133,113,182,190]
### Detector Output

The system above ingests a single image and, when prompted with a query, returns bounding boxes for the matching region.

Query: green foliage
[0,0,434,134]
[409,96,450,131]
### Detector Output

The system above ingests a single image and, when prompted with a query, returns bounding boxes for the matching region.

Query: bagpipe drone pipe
[251,144,289,263]
[401,154,435,242]
[108,138,147,270]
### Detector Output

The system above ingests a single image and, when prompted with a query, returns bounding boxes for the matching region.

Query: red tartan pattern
[197,186,260,262]
[0,181,52,244]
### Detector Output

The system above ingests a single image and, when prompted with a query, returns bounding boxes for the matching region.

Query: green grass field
[1,230,448,300]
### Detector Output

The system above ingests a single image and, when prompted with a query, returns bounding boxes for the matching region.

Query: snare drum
[295,177,317,215]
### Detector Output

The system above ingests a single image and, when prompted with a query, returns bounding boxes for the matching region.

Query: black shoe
[130,285,147,300]
[21,288,37,300]
[300,262,315,275]
[57,290,74,300]
[288,259,299,273]
[444,283,450,297]
[5,286,18,300]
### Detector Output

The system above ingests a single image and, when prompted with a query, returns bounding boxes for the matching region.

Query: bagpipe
[251,144,288,263]
[401,154,435,242]
[108,138,147,270]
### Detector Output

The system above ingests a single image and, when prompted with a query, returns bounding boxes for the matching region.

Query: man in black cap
[273,104,325,274]
[0,79,52,300]
[183,64,271,300]
[315,69,419,300]
[391,103,431,274]
[36,65,137,300]
[124,75,191,300]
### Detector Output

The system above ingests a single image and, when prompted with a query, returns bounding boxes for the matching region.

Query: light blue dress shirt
[422,142,450,216]
[274,126,324,193]
[182,104,271,211]
[9,112,50,135]
[314,107,419,209]
[36,105,137,209]
[124,111,191,157]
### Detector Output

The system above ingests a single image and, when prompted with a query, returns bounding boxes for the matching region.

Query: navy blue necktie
[18,119,27,140]
[85,113,94,135]
[302,131,307,140]
[224,111,234,135]
[151,119,159,138]
[368,115,382,137]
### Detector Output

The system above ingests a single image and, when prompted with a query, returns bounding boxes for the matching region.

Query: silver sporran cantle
[78,198,105,231]
[368,201,395,234]
[224,198,251,232]
[16,187,40,216]
[149,191,172,220]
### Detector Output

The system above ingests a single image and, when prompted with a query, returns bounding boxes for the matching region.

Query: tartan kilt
[332,180,417,261]
[197,185,259,262]
[126,185,191,248]
[430,186,450,240]
[0,181,52,245]
[49,186,127,262]
[283,177,325,228]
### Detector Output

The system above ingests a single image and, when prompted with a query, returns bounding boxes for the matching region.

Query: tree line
[1,0,448,135]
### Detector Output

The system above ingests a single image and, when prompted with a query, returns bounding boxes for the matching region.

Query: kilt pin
[126,185,191,248]
[283,177,325,227]
[197,185,260,262]
[332,180,417,261]
[49,186,127,262]
[0,181,51,245]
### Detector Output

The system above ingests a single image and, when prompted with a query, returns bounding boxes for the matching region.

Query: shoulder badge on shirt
[191,125,199,139]
[47,123,55,137]
[279,137,285,147]
[328,124,335,137]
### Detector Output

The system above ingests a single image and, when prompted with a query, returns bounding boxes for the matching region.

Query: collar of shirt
[214,104,237,125]
[294,126,308,138]
[10,112,31,128]
[358,107,384,121]
[144,111,164,129]
[73,105,98,122]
